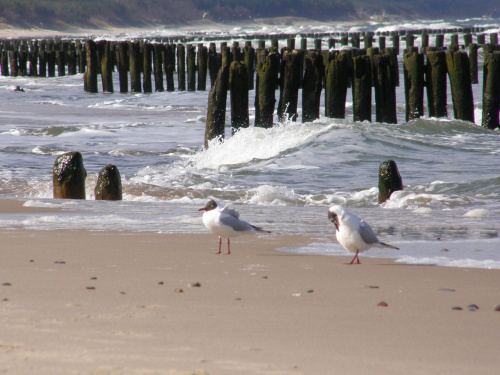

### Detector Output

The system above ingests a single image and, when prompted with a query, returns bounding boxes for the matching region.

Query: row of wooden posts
[51,150,403,205]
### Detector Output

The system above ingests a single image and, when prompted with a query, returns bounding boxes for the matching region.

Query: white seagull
[198,199,270,254]
[328,205,399,264]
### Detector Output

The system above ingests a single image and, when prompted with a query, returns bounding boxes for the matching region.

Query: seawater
[0,19,499,268]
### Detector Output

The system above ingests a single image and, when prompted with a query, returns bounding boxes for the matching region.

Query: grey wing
[219,214,254,232]
[358,220,380,245]
[220,203,240,218]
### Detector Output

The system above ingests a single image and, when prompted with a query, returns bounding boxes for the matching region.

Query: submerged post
[53,152,87,200]
[378,160,403,204]
[95,165,122,201]
[204,64,229,148]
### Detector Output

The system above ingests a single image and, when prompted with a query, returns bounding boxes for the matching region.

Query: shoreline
[1,225,500,374]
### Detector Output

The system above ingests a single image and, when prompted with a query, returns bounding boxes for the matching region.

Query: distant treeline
[0,0,498,29]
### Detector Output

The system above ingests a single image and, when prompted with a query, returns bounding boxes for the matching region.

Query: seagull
[328,205,399,264]
[198,199,270,254]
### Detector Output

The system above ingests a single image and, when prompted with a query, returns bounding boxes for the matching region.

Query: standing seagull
[199,199,270,254]
[328,205,399,264]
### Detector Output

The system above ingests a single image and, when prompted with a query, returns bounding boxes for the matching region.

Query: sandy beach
[0,200,499,375]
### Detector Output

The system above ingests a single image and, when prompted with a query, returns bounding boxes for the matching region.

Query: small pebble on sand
[377,301,388,307]
[451,306,463,311]
[174,288,184,293]
[467,304,479,311]
[188,282,201,288]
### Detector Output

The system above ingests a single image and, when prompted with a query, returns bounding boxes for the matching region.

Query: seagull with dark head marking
[328,205,399,264]
[199,199,270,254]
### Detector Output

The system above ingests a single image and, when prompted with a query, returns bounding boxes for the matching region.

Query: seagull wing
[358,219,380,245]
[220,203,240,218]
[219,213,254,232]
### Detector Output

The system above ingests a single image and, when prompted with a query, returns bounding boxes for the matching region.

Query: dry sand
[1,200,500,375]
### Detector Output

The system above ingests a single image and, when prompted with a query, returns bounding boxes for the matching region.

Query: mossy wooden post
[446,50,474,123]
[28,41,38,76]
[278,50,301,122]
[391,33,400,54]
[435,34,444,48]
[129,41,141,93]
[405,31,415,50]
[164,44,175,91]
[1,48,9,76]
[9,49,18,77]
[47,49,56,77]
[477,34,486,45]
[117,41,129,93]
[351,34,360,49]
[373,54,397,124]
[271,39,279,53]
[384,48,399,87]
[205,64,229,148]
[244,42,255,90]
[197,43,208,91]
[208,43,219,88]
[232,41,242,62]
[481,52,500,130]
[425,51,448,118]
[53,152,87,200]
[421,32,429,52]
[38,40,46,77]
[186,44,196,91]
[403,52,425,121]
[315,39,323,50]
[97,40,113,93]
[378,160,403,204]
[177,43,186,91]
[340,35,348,46]
[255,51,279,128]
[352,55,372,122]
[490,33,498,45]
[325,51,349,119]
[77,41,86,74]
[302,50,323,123]
[142,42,153,93]
[230,61,249,133]
[95,165,122,201]
[469,43,479,84]
[84,40,98,93]
[378,36,386,51]
[67,42,77,75]
[55,42,66,77]
[153,43,164,92]
[463,34,472,47]
[364,34,373,49]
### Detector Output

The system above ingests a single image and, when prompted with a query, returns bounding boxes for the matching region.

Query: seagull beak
[198,207,206,211]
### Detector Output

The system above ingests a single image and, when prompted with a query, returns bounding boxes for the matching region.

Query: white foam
[464,208,490,218]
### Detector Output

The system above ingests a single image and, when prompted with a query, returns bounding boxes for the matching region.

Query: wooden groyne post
[165,44,176,92]
[153,43,164,92]
[97,40,113,93]
[142,42,153,93]
[302,50,323,123]
[197,43,208,91]
[177,43,186,91]
[117,41,129,93]
[204,64,229,148]
[229,61,249,132]
[53,152,87,200]
[403,52,425,121]
[446,51,474,123]
[425,51,448,118]
[373,54,397,124]
[255,51,279,128]
[378,160,403,204]
[352,55,372,122]
[95,165,123,200]
[129,41,142,93]
[325,52,350,119]
[187,44,196,91]
[482,51,500,130]
[278,50,301,122]
[84,40,98,94]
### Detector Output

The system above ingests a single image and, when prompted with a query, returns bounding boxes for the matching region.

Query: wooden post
[391,34,400,54]
[278,50,301,122]
[67,42,77,75]
[142,42,152,93]
[229,61,249,132]
[403,52,425,121]
[378,160,403,204]
[352,55,372,122]
[129,41,141,93]
[77,41,86,73]
[481,51,500,130]
[153,43,164,92]
[244,42,255,90]
[177,43,186,91]
[47,49,56,77]
[325,51,350,119]
[187,44,196,91]
[1,47,9,76]
[208,42,219,88]
[197,43,208,91]
[426,51,448,118]
[373,54,397,124]
[84,40,98,93]
[255,51,279,128]
[116,41,129,93]
[97,40,113,93]
[164,44,175,92]
[95,165,122,201]
[435,34,444,48]
[38,40,46,77]
[446,50,474,123]
[205,64,229,148]
[469,43,479,84]
[302,50,323,123]
[384,48,399,87]
[53,152,87,200]
[378,36,386,51]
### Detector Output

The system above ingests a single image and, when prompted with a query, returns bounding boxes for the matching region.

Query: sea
[0,18,499,269]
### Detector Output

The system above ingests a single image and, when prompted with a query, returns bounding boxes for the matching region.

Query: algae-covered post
[469,43,479,84]
[129,41,142,93]
[53,152,87,200]
[403,52,425,121]
[116,41,129,93]
[325,51,349,119]
[177,43,186,91]
[352,55,372,122]
[67,42,77,75]
[302,50,323,123]
[38,40,46,77]
[142,42,153,93]
[198,43,208,91]
[425,50,448,118]
[446,50,474,123]
[481,51,500,130]
[84,39,98,93]
[165,44,175,92]
[187,44,196,91]
[229,61,249,133]
[378,160,403,204]
[95,165,122,201]
[278,50,301,122]
[208,42,219,89]
[97,40,113,93]
[204,64,229,149]
[244,41,255,90]
[255,51,279,128]
[153,43,164,92]
[373,54,397,124]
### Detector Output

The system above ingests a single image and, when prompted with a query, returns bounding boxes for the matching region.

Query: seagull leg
[349,251,361,265]
[227,238,231,255]
[217,236,222,254]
